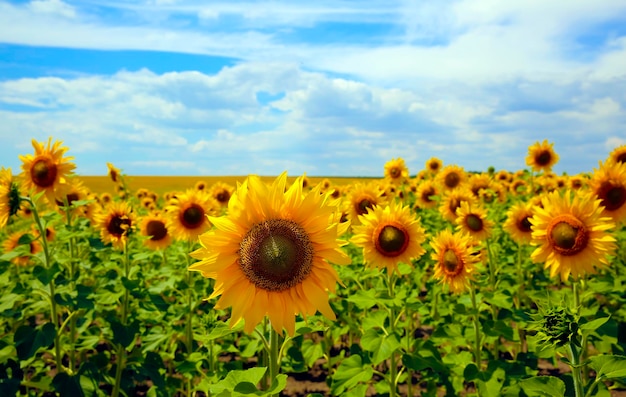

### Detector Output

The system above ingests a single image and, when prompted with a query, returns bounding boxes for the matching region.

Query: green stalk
[387,271,398,397]
[515,244,527,355]
[269,326,280,397]
[469,284,482,370]
[485,238,500,360]
[63,198,78,373]
[568,342,585,397]
[185,242,195,397]
[112,244,131,397]
[25,196,64,374]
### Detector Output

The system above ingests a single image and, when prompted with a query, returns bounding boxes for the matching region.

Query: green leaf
[209,367,268,395]
[52,373,85,397]
[301,339,325,368]
[110,320,139,349]
[579,316,610,333]
[14,323,56,360]
[360,328,401,365]
[346,289,378,310]
[520,376,566,397]
[588,355,626,380]
[330,355,373,395]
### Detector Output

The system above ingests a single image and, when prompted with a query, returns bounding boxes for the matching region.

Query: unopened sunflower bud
[542,308,578,347]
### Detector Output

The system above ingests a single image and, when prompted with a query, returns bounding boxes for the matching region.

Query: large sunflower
[384,158,409,185]
[166,189,218,242]
[344,183,386,225]
[19,138,76,204]
[529,190,616,281]
[139,212,172,250]
[502,201,535,245]
[0,168,21,229]
[590,160,626,225]
[455,201,494,242]
[526,140,559,173]
[189,173,350,336]
[430,229,480,293]
[95,201,136,250]
[350,200,426,274]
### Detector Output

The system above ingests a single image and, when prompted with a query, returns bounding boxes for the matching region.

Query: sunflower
[100,192,113,205]
[209,182,234,207]
[526,140,559,173]
[107,162,122,184]
[19,138,76,204]
[414,180,440,210]
[529,190,616,281]
[425,157,443,174]
[95,201,136,250]
[608,144,626,165]
[344,183,386,226]
[437,165,466,191]
[0,168,21,229]
[189,173,350,336]
[2,231,42,266]
[166,189,218,242]
[139,212,172,250]
[195,180,207,191]
[384,158,409,185]
[568,174,587,190]
[590,161,626,225]
[54,177,88,217]
[502,201,535,245]
[430,229,480,293]
[455,201,494,242]
[350,200,426,274]
[468,173,493,198]
[439,188,475,223]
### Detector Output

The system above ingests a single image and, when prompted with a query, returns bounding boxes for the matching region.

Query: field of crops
[1,138,625,397]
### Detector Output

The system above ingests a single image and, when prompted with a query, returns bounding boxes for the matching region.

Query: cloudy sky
[1,0,625,177]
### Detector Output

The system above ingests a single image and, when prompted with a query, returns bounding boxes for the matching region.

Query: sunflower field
[1,138,625,397]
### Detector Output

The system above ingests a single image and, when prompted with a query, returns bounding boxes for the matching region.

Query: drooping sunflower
[502,201,535,245]
[0,168,21,229]
[166,189,218,242]
[414,180,440,210]
[95,201,136,250]
[344,183,386,226]
[437,165,466,191]
[189,173,350,336]
[139,212,172,250]
[430,229,481,293]
[425,157,443,174]
[455,201,494,242]
[350,200,426,274]
[529,190,616,281]
[608,144,626,165]
[19,138,76,204]
[384,158,409,185]
[590,160,626,224]
[209,182,234,208]
[526,140,559,173]
[107,162,122,184]
[3,231,42,266]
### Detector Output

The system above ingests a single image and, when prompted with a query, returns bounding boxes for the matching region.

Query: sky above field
[1,0,625,177]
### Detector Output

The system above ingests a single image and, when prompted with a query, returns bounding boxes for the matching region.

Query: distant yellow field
[80,175,378,195]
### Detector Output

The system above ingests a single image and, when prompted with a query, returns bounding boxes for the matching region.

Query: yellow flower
[455,201,494,242]
[590,160,626,225]
[19,138,76,204]
[437,165,466,191]
[139,212,172,250]
[2,231,42,266]
[414,180,439,210]
[608,144,626,165]
[425,157,443,174]
[384,158,409,185]
[530,190,616,281]
[350,200,426,274]
[189,173,350,336]
[430,229,480,293]
[344,183,386,226]
[526,140,559,173]
[107,162,122,184]
[95,201,136,250]
[166,189,218,242]
[0,168,21,229]
[209,182,234,207]
[439,188,475,223]
[503,201,535,245]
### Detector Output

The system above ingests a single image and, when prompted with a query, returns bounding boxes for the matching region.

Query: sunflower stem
[386,271,398,397]
[185,241,195,397]
[469,283,482,370]
[569,342,585,397]
[112,243,131,397]
[63,197,79,374]
[515,243,527,356]
[269,326,280,396]
[24,196,65,374]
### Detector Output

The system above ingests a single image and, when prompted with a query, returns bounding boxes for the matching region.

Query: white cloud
[28,0,76,19]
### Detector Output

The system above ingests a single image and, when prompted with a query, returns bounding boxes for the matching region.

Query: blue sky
[0,0,625,177]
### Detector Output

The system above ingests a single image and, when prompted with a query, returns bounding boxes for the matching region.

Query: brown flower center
[517,216,532,233]
[536,150,552,166]
[616,153,626,164]
[146,220,168,241]
[547,215,588,256]
[374,223,409,257]
[107,215,132,238]
[442,249,462,275]
[444,172,460,188]
[421,187,436,203]
[597,181,626,212]
[389,167,400,178]
[239,219,313,291]
[356,197,374,216]
[180,204,205,229]
[466,214,483,232]
[30,158,58,188]
[216,190,230,204]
